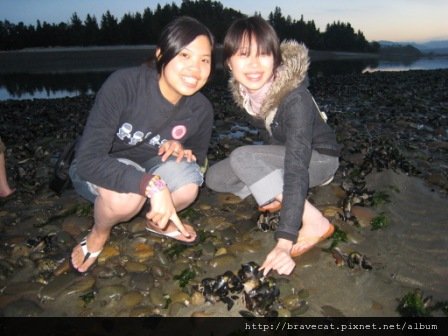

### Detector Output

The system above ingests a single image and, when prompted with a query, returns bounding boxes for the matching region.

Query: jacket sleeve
[75,70,150,195]
[274,91,315,242]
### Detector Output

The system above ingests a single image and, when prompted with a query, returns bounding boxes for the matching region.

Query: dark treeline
[0,0,379,53]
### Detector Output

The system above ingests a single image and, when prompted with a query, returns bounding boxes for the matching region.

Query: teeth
[183,76,198,85]
[246,73,262,80]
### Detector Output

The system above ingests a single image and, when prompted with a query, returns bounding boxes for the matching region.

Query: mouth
[245,72,263,82]
[181,75,199,88]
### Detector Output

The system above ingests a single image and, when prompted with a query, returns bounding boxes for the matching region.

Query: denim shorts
[69,156,204,203]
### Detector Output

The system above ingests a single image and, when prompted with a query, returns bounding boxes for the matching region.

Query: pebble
[97,245,120,265]
[64,275,96,296]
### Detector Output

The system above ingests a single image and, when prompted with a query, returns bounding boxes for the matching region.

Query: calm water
[1,56,448,101]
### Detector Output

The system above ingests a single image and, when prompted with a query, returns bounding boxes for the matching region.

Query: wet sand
[0,68,447,318]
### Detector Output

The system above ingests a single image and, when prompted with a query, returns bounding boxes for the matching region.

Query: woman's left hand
[259,239,296,276]
[158,140,196,163]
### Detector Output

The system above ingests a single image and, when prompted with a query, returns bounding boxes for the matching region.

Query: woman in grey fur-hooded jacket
[206,16,341,276]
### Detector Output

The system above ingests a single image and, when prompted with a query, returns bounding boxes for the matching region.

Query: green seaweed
[179,207,201,222]
[164,244,188,258]
[325,226,347,250]
[397,289,431,317]
[371,213,388,230]
[371,190,391,207]
[174,268,196,288]
[79,291,95,307]
[76,202,93,217]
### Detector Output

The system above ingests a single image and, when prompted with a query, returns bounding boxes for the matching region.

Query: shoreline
[0,45,381,74]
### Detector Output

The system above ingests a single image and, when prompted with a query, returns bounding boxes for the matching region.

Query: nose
[185,60,201,75]
[248,54,260,67]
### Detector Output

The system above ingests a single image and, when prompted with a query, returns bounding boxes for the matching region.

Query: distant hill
[378,40,448,55]
[378,44,422,58]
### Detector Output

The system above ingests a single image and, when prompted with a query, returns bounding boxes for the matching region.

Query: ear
[227,62,232,71]
[155,48,162,60]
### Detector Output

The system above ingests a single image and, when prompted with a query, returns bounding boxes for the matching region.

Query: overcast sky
[1,0,447,42]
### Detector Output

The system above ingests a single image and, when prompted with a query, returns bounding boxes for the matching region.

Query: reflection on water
[1,57,448,101]
[0,72,110,101]
[363,56,448,73]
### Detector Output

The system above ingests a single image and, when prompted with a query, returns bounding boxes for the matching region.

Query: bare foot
[291,213,333,257]
[0,188,15,198]
[71,231,108,272]
[258,200,282,213]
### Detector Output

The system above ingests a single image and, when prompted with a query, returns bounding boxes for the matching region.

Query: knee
[97,188,144,216]
[177,183,199,201]
[229,146,253,168]
[172,183,198,210]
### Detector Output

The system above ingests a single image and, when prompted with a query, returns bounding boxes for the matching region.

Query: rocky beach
[0,68,447,318]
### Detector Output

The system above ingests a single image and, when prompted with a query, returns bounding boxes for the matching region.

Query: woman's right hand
[259,239,296,276]
[146,188,191,238]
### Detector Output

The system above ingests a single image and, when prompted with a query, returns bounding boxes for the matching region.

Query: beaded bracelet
[145,175,167,198]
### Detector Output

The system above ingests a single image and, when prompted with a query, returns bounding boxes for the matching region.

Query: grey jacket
[229,41,341,242]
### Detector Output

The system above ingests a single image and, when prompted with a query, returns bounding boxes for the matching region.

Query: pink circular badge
[172,125,187,139]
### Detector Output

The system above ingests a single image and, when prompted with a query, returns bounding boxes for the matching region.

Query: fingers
[182,150,196,163]
[146,210,169,229]
[169,214,191,238]
[158,141,196,162]
[260,248,296,276]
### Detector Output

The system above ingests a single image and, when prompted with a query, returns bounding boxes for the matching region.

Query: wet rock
[10,244,31,260]
[150,263,165,278]
[170,291,191,306]
[209,253,238,270]
[2,298,43,317]
[149,287,166,307]
[351,206,377,228]
[3,282,42,296]
[277,308,291,317]
[128,306,161,317]
[61,216,92,237]
[121,291,144,308]
[96,284,127,303]
[64,275,95,296]
[124,261,148,273]
[190,291,206,306]
[128,242,154,262]
[217,193,242,205]
[53,259,71,276]
[97,245,120,265]
[38,273,78,301]
[130,272,154,293]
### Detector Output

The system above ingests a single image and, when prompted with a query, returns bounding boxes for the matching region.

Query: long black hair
[155,16,215,75]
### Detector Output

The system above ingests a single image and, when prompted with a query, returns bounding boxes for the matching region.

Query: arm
[262,91,316,276]
[75,70,150,195]
[274,92,315,243]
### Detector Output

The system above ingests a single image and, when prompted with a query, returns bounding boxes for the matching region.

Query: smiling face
[158,35,212,104]
[227,35,275,93]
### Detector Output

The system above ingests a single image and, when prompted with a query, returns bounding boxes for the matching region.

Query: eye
[179,51,190,59]
[202,57,211,64]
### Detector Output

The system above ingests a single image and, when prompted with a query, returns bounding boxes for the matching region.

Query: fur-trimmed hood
[229,40,310,132]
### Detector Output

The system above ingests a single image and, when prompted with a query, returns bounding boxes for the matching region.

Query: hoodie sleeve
[274,90,315,242]
[75,69,152,195]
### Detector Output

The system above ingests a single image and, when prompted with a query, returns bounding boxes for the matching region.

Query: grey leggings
[205,145,339,206]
